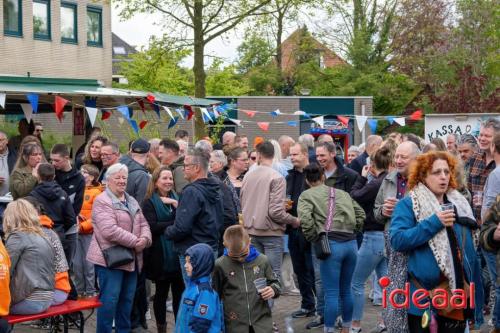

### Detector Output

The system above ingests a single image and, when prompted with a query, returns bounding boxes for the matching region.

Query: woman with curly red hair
[388,151,483,333]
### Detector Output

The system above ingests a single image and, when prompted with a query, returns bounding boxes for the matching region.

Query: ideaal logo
[379,277,475,310]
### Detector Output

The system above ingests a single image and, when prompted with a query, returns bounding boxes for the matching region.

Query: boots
[157,324,167,333]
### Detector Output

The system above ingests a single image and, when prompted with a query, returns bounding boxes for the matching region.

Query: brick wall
[0,0,112,85]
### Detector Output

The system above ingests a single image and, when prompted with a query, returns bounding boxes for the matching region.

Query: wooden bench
[6,297,101,333]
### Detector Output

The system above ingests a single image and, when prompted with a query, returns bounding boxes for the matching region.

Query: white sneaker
[145,309,152,320]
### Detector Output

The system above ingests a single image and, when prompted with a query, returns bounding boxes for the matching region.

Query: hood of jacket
[32,181,67,201]
[119,155,147,174]
[185,243,214,281]
[171,155,185,169]
[189,176,221,204]
[223,245,260,263]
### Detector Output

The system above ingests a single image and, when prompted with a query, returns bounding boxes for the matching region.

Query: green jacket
[9,166,38,200]
[480,194,500,285]
[298,184,365,242]
[213,251,280,333]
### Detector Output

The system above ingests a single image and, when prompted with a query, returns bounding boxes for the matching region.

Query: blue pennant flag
[368,119,378,133]
[202,112,210,123]
[168,117,179,129]
[128,106,134,119]
[128,119,139,134]
[117,105,130,120]
[287,121,298,127]
[152,103,161,118]
[270,109,281,117]
[387,116,394,125]
[84,98,97,108]
[27,93,39,113]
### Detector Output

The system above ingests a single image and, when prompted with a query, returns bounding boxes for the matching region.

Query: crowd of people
[0,117,499,333]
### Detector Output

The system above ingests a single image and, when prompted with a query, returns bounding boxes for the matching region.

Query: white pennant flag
[118,117,125,125]
[355,116,368,132]
[229,118,242,127]
[162,106,174,120]
[0,93,5,109]
[394,117,405,126]
[20,103,33,122]
[312,116,324,128]
[175,108,185,120]
[200,107,213,122]
[85,107,98,127]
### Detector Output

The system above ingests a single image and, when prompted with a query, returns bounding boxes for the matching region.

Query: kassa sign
[424,113,499,142]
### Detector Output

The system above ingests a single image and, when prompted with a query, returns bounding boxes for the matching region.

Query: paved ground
[11,292,494,332]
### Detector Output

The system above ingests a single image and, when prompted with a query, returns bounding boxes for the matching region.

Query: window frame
[86,5,102,47]
[33,0,51,40]
[60,1,77,44]
[3,0,23,37]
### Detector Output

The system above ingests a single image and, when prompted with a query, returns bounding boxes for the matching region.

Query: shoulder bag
[313,187,336,260]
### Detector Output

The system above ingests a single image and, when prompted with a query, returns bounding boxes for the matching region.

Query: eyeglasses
[183,163,199,169]
[100,153,116,157]
[35,129,43,132]
[236,158,249,162]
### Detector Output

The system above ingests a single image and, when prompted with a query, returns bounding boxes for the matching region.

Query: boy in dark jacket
[176,243,223,333]
[213,225,281,333]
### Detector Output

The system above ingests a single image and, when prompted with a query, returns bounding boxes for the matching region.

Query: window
[33,0,50,40]
[87,6,102,46]
[60,2,77,43]
[113,46,126,55]
[3,0,22,36]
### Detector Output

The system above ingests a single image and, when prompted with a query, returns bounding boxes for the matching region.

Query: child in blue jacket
[176,243,223,333]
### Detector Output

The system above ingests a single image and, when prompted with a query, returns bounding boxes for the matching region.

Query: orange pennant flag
[257,122,270,131]
[337,115,349,126]
[54,96,68,121]
[243,110,256,118]
[410,109,423,121]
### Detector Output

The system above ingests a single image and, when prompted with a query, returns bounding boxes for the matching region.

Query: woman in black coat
[142,166,184,333]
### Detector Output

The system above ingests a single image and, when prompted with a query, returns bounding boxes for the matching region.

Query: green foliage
[205,61,251,96]
[236,30,274,74]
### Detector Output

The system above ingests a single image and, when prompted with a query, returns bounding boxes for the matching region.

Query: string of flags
[0,91,424,134]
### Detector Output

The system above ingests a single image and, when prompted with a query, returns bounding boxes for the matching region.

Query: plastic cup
[440,203,454,212]
[253,277,267,293]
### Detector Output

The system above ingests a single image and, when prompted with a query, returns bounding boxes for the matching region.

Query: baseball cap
[131,138,150,154]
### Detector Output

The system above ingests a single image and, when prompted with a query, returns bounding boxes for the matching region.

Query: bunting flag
[117,105,130,120]
[367,119,378,133]
[85,107,98,127]
[337,115,349,126]
[355,116,368,132]
[129,119,139,134]
[0,93,5,109]
[229,118,242,127]
[175,108,185,120]
[136,98,146,112]
[101,110,112,120]
[287,121,298,127]
[84,97,97,108]
[20,103,33,122]
[410,109,423,121]
[394,117,405,126]
[163,106,175,120]
[293,110,310,118]
[242,110,256,118]
[139,120,148,129]
[212,107,220,118]
[168,117,179,129]
[312,116,324,128]
[184,105,194,120]
[118,117,125,125]
[54,96,68,121]
[270,109,281,117]
[152,103,161,118]
[27,93,39,113]
[146,94,156,103]
[128,106,134,119]
[257,122,270,131]
[200,107,213,123]
[387,116,395,125]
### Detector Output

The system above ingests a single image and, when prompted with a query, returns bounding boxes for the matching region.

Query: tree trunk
[276,12,284,72]
[193,0,207,140]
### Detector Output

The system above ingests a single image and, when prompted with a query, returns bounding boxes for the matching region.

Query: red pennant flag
[146,94,155,103]
[139,120,148,129]
[54,96,68,121]
[257,122,270,131]
[410,109,423,121]
[136,98,146,112]
[337,115,349,126]
[101,110,111,120]
[242,110,256,118]
[184,105,194,120]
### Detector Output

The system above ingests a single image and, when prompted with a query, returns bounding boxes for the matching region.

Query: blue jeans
[10,299,51,315]
[95,265,137,333]
[483,248,500,328]
[312,246,325,317]
[351,231,387,322]
[320,239,357,329]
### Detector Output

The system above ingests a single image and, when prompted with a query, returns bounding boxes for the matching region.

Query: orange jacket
[79,185,103,234]
[0,241,11,316]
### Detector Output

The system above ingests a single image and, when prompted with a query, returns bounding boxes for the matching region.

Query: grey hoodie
[119,155,151,205]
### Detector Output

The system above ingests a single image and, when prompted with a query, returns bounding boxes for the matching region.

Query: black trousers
[408,313,466,333]
[153,274,184,325]
[131,269,148,329]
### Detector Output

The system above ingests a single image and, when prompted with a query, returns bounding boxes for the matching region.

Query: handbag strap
[325,187,336,232]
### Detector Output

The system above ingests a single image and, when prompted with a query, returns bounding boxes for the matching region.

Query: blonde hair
[223,225,250,255]
[3,199,45,237]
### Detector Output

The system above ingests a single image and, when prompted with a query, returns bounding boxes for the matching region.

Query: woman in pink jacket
[86,163,152,333]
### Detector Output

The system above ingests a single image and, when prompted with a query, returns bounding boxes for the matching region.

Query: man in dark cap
[119,138,151,204]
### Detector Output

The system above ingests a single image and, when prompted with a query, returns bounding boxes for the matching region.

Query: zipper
[242,263,252,326]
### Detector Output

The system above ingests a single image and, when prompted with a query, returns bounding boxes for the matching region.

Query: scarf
[150,192,177,221]
[151,192,179,273]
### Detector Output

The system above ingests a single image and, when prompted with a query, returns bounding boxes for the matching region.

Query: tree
[236,30,274,74]
[116,0,272,139]
[205,61,251,96]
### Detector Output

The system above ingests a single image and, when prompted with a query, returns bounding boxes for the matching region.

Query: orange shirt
[0,241,11,316]
[79,185,103,234]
